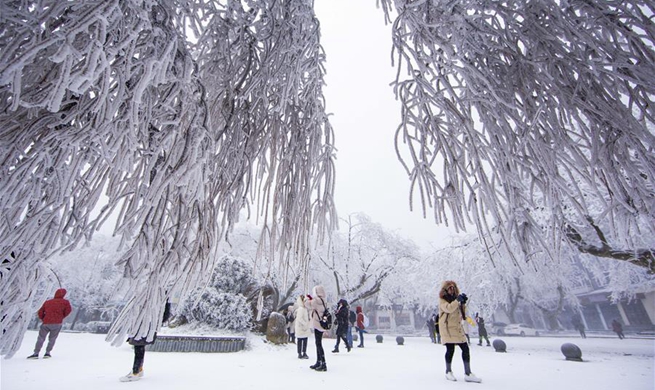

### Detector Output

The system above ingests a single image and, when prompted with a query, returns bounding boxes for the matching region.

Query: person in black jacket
[120,300,171,382]
[475,313,491,346]
[332,299,351,353]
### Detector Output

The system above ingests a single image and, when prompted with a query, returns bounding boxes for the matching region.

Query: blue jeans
[356,327,365,346]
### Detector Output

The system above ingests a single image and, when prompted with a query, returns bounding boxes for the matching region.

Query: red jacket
[356,306,365,329]
[38,288,72,325]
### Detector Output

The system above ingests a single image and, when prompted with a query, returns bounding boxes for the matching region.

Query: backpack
[317,298,332,330]
[349,310,357,325]
[363,313,370,328]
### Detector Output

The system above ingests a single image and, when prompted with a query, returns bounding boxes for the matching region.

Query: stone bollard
[396,336,404,345]
[561,343,583,361]
[492,339,507,352]
[376,334,384,343]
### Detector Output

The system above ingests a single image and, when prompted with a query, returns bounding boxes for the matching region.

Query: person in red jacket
[27,288,72,359]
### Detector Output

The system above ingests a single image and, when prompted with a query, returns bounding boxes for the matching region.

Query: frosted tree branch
[379,0,655,270]
[1,0,335,357]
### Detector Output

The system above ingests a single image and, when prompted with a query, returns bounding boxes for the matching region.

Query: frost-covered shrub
[178,256,255,331]
[209,256,254,294]
[180,290,251,331]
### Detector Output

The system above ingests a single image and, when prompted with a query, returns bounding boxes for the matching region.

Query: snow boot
[315,362,327,372]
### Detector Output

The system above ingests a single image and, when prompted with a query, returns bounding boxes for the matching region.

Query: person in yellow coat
[438,280,481,383]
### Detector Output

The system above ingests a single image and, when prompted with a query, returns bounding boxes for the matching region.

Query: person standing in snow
[120,301,171,382]
[347,307,356,349]
[355,306,366,348]
[285,305,296,344]
[427,313,438,343]
[27,288,72,359]
[475,313,491,346]
[572,316,586,338]
[439,280,481,383]
[332,299,351,353]
[611,319,625,339]
[294,295,311,359]
[305,285,329,371]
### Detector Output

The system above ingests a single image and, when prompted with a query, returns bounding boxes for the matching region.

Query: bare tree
[313,213,420,305]
[0,0,335,357]
[378,0,655,271]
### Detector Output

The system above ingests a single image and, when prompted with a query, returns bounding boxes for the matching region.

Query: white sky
[314,0,458,249]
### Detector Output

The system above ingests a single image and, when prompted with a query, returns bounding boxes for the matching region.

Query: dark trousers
[334,328,349,349]
[132,345,145,374]
[297,337,308,355]
[445,342,471,374]
[314,329,325,363]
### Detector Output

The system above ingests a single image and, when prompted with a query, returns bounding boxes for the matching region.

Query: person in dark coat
[611,319,625,339]
[572,316,586,338]
[120,301,172,382]
[27,288,72,359]
[427,313,438,343]
[475,313,491,346]
[332,299,351,352]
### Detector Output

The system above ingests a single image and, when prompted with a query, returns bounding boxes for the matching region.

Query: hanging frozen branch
[0,0,335,357]
[379,0,655,270]
[565,217,655,273]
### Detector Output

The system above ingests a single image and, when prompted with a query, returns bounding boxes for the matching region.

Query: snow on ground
[2,330,653,390]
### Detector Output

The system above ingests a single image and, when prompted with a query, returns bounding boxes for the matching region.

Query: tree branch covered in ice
[379,0,655,271]
[0,0,335,357]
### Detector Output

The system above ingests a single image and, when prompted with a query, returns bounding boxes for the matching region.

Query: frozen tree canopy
[1,0,653,359]
[0,0,335,357]
[379,0,655,272]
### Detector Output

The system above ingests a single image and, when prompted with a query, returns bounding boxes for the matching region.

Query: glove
[457,293,468,304]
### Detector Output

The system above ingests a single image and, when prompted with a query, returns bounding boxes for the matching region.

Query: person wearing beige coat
[438,280,481,383]
[294,295,311,359]
[304,285,329,371]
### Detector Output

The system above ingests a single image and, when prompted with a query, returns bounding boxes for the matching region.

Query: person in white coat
[304,285,329,372]
[294,295,311,359]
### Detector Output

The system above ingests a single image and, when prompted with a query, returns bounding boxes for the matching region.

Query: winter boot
[27,354,38,359]
[310,362,321,369]
[315,361,327,372]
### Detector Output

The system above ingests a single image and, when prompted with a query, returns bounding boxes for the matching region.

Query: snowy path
[2,331,653,390]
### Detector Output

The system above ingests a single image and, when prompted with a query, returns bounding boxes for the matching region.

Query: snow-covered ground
[2,330,653,390]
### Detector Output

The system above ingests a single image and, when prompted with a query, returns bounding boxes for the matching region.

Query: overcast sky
[314,1,458,249]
